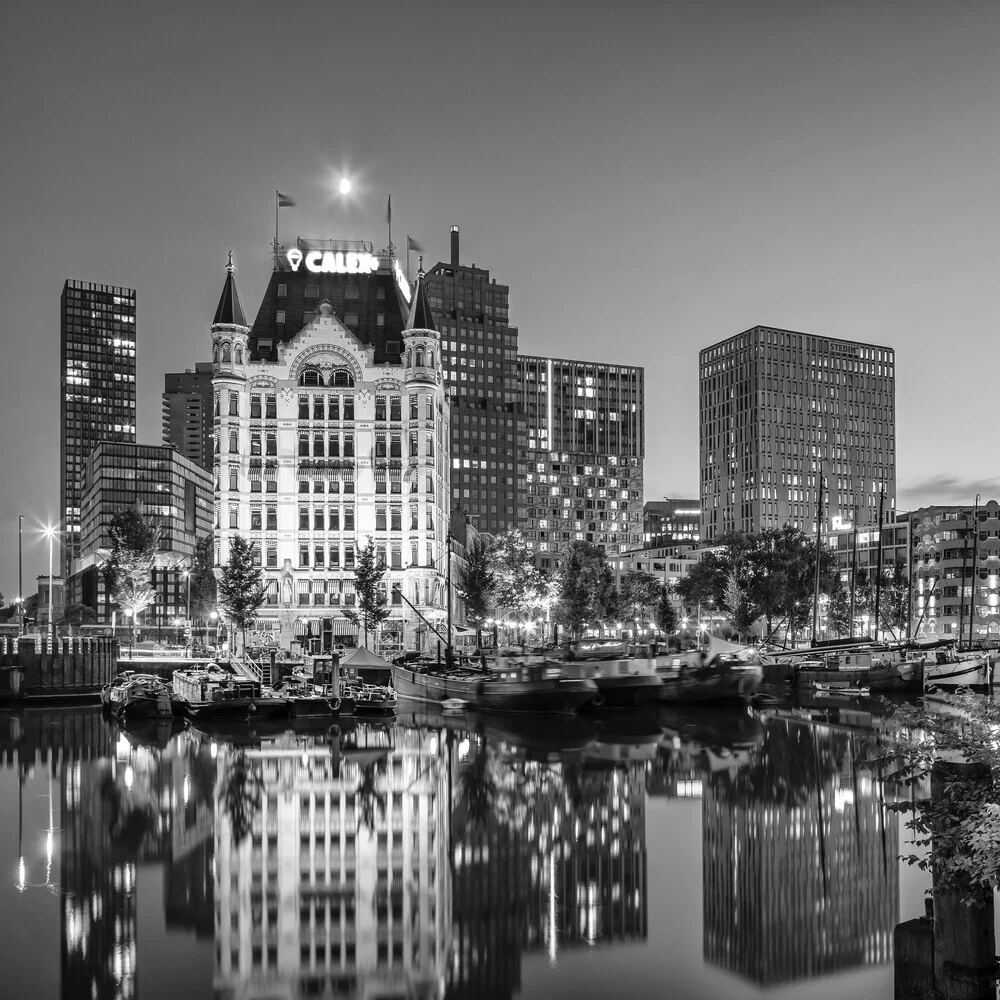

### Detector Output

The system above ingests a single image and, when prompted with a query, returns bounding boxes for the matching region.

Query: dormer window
[299,368,323,387]
[332,369,354,388]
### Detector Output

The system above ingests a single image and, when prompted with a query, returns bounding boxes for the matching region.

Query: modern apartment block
[220,246,450,651]
[423,227,524,536]
[518,354,644,568]
[67,441,213,625]
[906,500,1000,642]
[643,498,701,550]
[699,326,895,541]
[60,279,137,575]
[162,362,214,470]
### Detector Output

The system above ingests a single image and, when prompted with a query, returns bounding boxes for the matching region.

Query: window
[313,433,324,457]
[343,434,354,458]
[409,394,418,420]
[426,509,434,532]
[266,545,277,568]
[251,477,262,494]
[276,310,285,325]
[389,396,401,421]
[299,544,310,568]
[313,396,324,421]
[229,506,239,529]
[266,432,276,456]
[298,432,309,457]
[250,394,262,419]
[390,434,401,458]
[333,370,354,387]
[265,394,276,419]
[328,396,340,421]
[299,507,310,530]
[250,433,262,456]
[343,396,354,420]
[344,312,358,328]
[329,433,340,457]
[391,545,402,570]
[299,396,309,420]
[299,369,322,387]
[314,509,324,531]
[277,283,287,298]
[344,544,355,568]
[391,508,402,532]
[329,508,340,530]
[330,545,340,567]
[314,545,325,567]
[266,506,277,531]
[251,508,262,531]
[425,395,434,419]
[376,507,387,531]
[344,507,355,531]
[375,435,387,458]
[410,507,418,530]
[229,430,238,453]
[426,433,434,458]
[409,432,418,457]
[375,396,386,421]
[229,467,239,491]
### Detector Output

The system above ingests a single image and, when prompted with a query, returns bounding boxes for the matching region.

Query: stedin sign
[285,249,412,303]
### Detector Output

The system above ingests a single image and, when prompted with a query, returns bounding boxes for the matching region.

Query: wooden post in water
[932,759,996,1000]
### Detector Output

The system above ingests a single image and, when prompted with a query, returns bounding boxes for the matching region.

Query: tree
[555,541,616,641]
[217,534,266,655]
[825,573,852,638]
[344,538,391,649]
[457,536,494,647]
[722,570,758,642]
[618,569,662,639]
[654,584,678,636]
[105,504,159,624]
[218,749,262,848]
[488,528,544,643]
[355,758,388,834]
[878,560,909,639]
[60,602,97,628]
[188,534,218,624]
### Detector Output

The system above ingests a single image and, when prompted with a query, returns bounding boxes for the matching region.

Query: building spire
[405,272,436,332]
[213,252,247,327]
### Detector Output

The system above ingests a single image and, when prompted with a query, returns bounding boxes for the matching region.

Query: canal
[0,700,948,999]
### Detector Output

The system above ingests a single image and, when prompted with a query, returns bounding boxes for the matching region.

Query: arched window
[235,345,243,364]
[214,392,220,416]
[299,368,322,387]
[415,349,424,367]
[222,344,232,363]
[213,343,219,362]
[332,369,354,387]
[426,349,434,367]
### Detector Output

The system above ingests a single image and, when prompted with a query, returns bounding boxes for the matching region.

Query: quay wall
[0,636,119,700]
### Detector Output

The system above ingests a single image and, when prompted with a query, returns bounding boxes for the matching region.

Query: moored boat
[924,648,993,693]
[393,658,598,715]
[560,641,664,708]
[102,671,161,712]
[346,682,398,715]
[116,675,174,720]
[172,668,259,720]
[285,681,337,719]
[655,651,763,704]
[868,657,924,693]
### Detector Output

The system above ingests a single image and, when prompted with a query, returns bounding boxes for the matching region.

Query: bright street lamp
[41,524,59,634]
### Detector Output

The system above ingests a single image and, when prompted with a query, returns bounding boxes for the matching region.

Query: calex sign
[287,248,379,274]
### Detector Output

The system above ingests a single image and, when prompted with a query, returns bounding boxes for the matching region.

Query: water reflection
[0,699,908,1000]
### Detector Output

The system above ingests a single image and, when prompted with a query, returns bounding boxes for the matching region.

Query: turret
[401,272,441,389]
[211,251,249,382]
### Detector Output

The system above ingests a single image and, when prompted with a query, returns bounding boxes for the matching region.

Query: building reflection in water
[448,733,648,1000]
[699,715,898,986]
[212,724,450,1000]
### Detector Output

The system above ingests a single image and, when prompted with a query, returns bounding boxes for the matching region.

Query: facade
[216,247,450,651]
[611,545,701,615]
[67,442,213,626]
[643,498,700,549]
[906,500,1000,642]
[60,280,137,576]
[162,362,214,470]
[518,354,645,568]
[699,326,895,541]
[35,575,66,627]
[423,227,524,536]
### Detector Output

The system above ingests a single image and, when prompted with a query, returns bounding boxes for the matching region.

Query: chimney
[450,225,460,266]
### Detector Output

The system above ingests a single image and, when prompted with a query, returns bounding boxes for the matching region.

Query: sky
[1,0,998,597]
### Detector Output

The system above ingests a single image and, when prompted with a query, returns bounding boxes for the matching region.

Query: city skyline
[4,1,1000,595]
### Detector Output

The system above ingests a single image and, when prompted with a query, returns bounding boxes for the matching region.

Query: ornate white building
[210,248,450,652]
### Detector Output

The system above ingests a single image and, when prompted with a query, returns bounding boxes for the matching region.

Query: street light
[182,569,191,656]
[17,514,24,636]
[42,524,59,635]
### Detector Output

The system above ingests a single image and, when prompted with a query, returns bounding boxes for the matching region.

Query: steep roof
[341,646,393,669]
[405,274,436,332]
[213,255,247,327]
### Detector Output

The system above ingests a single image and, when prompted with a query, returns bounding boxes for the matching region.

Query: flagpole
[387,196,392,254]
[273,190,279,271]
[406,236,410,282]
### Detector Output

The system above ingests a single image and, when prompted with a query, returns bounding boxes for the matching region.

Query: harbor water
[0,699,953,999]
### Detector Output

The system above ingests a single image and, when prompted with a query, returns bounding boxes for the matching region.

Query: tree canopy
[344,538,392,649]
[555,541,616,640]
[105,503,159,621]
[217,534,265,652]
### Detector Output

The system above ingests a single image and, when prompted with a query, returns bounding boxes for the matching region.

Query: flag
[406,235,424,253]
[277,191,295,208]
[386,195,392,224]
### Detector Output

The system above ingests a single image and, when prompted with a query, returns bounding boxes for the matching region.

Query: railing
[229,652,263,683]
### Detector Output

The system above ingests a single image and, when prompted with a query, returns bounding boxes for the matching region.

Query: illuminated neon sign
[286,248,380,274]
[394,260,411,303]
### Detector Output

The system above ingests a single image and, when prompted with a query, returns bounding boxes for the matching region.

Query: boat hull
[868,660,923,693]
[655,665,762,704]
[181,698,255,720]
[924,658,991,693]
[118,693,173,720]
[586,674,664,709]
[288,698,334,719]
[393,665,597,714]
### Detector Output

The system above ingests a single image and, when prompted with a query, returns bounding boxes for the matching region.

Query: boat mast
[849,501,859,640]
[812,462,825,646]
[446,531,453,654]
[968,494,981,650]
[873,488,885,642]
[959,510,970,646]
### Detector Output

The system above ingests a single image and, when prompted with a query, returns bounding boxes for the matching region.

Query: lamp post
[18,514,24,636]
[182,569,191,656]
[42,524,59,636]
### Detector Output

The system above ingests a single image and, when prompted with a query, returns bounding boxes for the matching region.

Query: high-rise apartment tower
[162,362,214,470]
[60,279,137,576]
[422,227,524,536]
[699,326,895,540]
